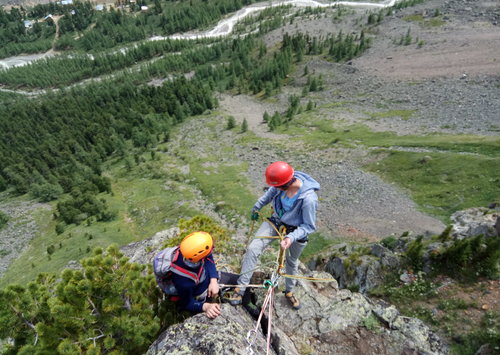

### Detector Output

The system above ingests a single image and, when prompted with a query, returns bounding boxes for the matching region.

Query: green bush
[0,246,162,354]
[431,234,500,280]
[164,215,232,255]
[438,225,453,242]
[378,272,437,303]
[405,235,424,271]
[0,211,8,229]
[31,183,63,202]
[226,116,236,130]
[381,236,398,250]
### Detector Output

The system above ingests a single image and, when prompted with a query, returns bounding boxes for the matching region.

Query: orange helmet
[180,231,213,262]
[265,161,294,187]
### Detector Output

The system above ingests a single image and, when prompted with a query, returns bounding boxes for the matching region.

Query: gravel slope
[220,94,446,240]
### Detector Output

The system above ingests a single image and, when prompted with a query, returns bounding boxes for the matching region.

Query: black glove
[251,209,259,221]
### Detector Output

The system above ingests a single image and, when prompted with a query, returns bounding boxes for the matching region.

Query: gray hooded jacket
[253,171,320,243]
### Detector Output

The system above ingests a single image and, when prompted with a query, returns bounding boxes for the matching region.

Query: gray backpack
[153,247,206,296]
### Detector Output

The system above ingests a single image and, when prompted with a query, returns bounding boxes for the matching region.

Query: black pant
[219,271,240,287]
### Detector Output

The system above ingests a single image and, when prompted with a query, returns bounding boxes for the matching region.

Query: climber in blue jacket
[170,231,221,318]
[229,161,320,310]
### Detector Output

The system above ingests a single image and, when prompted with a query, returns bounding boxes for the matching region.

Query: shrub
[438,225,453,242]
[241,118,248,133]
[381,236,398,250]
[405,235,424,271]
[431,234,500,280]
[0,246,162,353]
[55,223,65,235]
[164,215,232,255]
[382,272,437,303]
[0,211,8,229]
[226,116,236,130]
[46,245,56,255]
[362,314,381,331]
[31,183,63,202]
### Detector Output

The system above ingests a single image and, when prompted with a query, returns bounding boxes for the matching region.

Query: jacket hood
[294,171,320,199]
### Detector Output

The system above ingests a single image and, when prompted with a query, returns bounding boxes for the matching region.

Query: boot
[227,287,243,306]
[284,291,301,310]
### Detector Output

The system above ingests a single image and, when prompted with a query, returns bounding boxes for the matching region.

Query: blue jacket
[253,171,320,243]
[171,253,218,313]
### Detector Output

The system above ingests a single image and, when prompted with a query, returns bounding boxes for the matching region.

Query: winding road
[0,0,398,70]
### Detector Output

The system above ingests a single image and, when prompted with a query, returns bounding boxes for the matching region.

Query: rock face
[144,267,448,354]
[146,305,270,355]
[450,207,500,239]
[121,225,456,354]
[120,227,179,264]
[315,206,500,294]
[322,243,402,293]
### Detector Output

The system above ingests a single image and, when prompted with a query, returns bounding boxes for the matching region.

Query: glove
[251,209,259,221]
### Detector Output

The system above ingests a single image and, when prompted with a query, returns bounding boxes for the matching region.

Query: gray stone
[325,257,345,288]
[146,305,271,355]
[451,208,499,239]
[371,243,389,258]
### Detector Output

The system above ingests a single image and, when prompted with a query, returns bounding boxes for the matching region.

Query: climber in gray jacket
[229,161,320,309]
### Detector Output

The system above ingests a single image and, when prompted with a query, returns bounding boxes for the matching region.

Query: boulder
[450,207,499,239]
[146,304,271,355]
[323,248,400,293]
[120,227,179,264]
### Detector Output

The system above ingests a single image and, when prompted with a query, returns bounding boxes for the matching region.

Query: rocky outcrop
[315,207,500,293]
[146,304,270,355]
[146,268,448,354]
[320,243,402,293]
[119,227,448,354]
[450,207,500,239]
[120,227,179,264]
[116,205,500,355]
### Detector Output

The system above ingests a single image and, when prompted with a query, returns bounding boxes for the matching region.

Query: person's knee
[248,241,265,256]
[286,258,299,269]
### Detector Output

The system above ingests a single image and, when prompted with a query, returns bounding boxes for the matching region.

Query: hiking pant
[237,221,307,293]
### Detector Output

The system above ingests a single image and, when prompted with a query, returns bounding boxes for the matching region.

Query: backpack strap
[170,249,206,284]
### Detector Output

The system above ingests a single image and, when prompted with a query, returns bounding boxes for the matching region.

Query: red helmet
[265,161,294,186]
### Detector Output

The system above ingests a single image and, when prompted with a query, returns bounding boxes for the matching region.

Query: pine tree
[241,118,248,133]
[0,246,162,354]
[226,116,236,130]
[263,111,270,123]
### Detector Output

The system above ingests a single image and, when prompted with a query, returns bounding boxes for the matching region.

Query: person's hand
[281,237,292,249]
[208,278,219,297]
[251,209,259,221]
[202,303,221,319]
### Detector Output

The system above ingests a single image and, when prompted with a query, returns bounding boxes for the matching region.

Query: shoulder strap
[170,252,206,284]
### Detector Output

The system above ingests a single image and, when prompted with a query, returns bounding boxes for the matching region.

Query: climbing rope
[245,277,277,355]
[242,213,337,354]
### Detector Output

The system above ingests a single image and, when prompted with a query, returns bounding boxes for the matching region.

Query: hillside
[0,0,499,353]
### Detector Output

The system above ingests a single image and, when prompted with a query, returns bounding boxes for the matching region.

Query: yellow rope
[245,211,336,283]
[278,273,337,282]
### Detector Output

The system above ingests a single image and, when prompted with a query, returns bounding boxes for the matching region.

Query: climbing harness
[239,212,336,354]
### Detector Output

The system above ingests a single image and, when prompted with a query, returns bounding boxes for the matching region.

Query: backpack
[153,247,206,298]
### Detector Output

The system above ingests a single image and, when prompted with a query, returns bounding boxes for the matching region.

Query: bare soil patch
[354,7,500,80]
[218,94,284,140]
